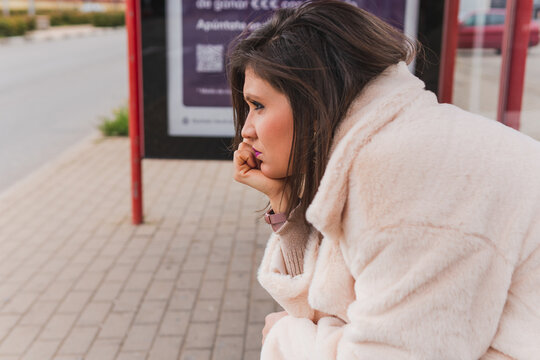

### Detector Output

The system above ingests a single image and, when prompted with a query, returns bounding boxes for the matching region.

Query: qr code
[196,44,224,73]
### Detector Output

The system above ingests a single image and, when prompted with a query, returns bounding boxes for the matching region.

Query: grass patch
[99,105,129,136]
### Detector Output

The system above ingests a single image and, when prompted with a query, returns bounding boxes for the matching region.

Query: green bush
[99,105,129,137]
[26,16,36,31]
[0,16,32,37]
[0,10,124,37]
[2,9,51,16]
[49,11,91,26]
[91,12,125,27]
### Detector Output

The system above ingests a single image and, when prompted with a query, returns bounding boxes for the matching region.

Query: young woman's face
[241,67,294,179]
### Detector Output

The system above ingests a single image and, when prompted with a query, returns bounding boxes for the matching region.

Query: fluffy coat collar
[306,61,429,239]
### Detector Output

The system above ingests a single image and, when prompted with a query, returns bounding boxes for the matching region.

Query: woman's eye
[251,101,264,110]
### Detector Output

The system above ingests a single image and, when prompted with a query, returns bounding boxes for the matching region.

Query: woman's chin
[260,163,286,179]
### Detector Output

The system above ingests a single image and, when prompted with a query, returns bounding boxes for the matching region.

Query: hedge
[0,16,35,37]
[49,11,92,26]
[91,12,124,27]
[0,11,124,37]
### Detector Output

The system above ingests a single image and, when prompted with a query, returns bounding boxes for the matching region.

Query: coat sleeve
[261,225,514,360]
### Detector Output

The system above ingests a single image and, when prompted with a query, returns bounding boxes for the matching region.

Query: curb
[0,131,106,205]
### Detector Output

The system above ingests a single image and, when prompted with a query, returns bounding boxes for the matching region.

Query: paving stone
[23,273,55,292]
[229,256,252,272]
[77,302,111,326]
[243,349,262,360]
[98,311,135,339]
[100,243,125,258]
[188,242,211,257]
[40,281,73,302]
[154,262,181,280]
[245,324,263,350]
[134,256,161,273]
[21,339,60,360]
[176,272,203,290]
[184,323,216,349]
[73,272,105,291]
[203,264,228,281]
[58,327,98,355]
[218,311,247,336]
[0,326,40,355]
[57,291,92,314]
[148,336,183,360]
[222,291,249,312]
[251,282,270,301]
[134,300,167,324]
[159,311,190,336]
[0,315,19,341]
[248,301,275,324]
[211,336,243,360]
[199,280,225,300]
[92,281,123,302]
[40,314,77,340]
[0,355,19,360]
[226,272,250,291]
[182,256,207,272]
[1,292,39,314]
[124,272,153,291]
[169,290,197,311]
[85,338,121,360]
[145,239,170,258]
[104,265,132,283]
[180,349,211,360]
[121,324,158,352]
[115,352,146,360]
[112,290,144,312]
[56,264,86,282]
[19,301,57,326]
[145,280,174,301]
[192,300,220,322]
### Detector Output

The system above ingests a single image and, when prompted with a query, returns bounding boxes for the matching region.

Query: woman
[228,1,540,359]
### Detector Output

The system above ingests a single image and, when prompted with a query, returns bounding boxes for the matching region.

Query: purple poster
[181,0,406,108]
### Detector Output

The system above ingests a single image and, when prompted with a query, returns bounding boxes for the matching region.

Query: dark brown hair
[227,0,418,226]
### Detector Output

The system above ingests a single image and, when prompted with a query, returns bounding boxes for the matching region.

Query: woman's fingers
[236,142,257,169]
[234,140,284,197]
[233,149,255,174]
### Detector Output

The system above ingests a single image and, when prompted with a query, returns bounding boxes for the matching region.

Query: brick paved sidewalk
[0,135,279,360]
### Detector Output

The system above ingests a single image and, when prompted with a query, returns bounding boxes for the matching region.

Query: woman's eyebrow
[243,93,261,102]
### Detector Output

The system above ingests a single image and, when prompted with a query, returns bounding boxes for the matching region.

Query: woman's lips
[253,147,262,158]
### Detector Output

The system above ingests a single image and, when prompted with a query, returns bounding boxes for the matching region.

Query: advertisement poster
[166,0,412,137]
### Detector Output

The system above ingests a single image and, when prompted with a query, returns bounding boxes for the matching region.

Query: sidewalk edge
[0,131,105,204]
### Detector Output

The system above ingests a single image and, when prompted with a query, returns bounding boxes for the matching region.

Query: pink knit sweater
[273,205,310,277]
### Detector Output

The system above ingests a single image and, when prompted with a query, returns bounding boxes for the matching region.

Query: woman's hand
[262,311,288,345]
[233,141,289,210]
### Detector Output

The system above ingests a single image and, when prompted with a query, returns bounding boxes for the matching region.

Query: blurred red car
[458,9,540,51]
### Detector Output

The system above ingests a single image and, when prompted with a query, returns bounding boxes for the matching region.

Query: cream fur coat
[257,61,540,359]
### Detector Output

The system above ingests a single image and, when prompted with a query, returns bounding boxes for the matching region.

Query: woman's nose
[241,115,256,139]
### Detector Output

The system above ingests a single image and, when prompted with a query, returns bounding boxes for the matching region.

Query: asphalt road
[0,28,128,193]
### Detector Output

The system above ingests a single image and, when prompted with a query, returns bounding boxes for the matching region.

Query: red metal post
[497,0,533,130]
[126,0,143,224]
[438,0,460,103]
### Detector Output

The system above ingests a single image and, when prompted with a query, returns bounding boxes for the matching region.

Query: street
[0,28,128,192]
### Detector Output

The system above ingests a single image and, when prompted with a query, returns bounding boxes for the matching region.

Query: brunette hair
[227,0,418,226]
